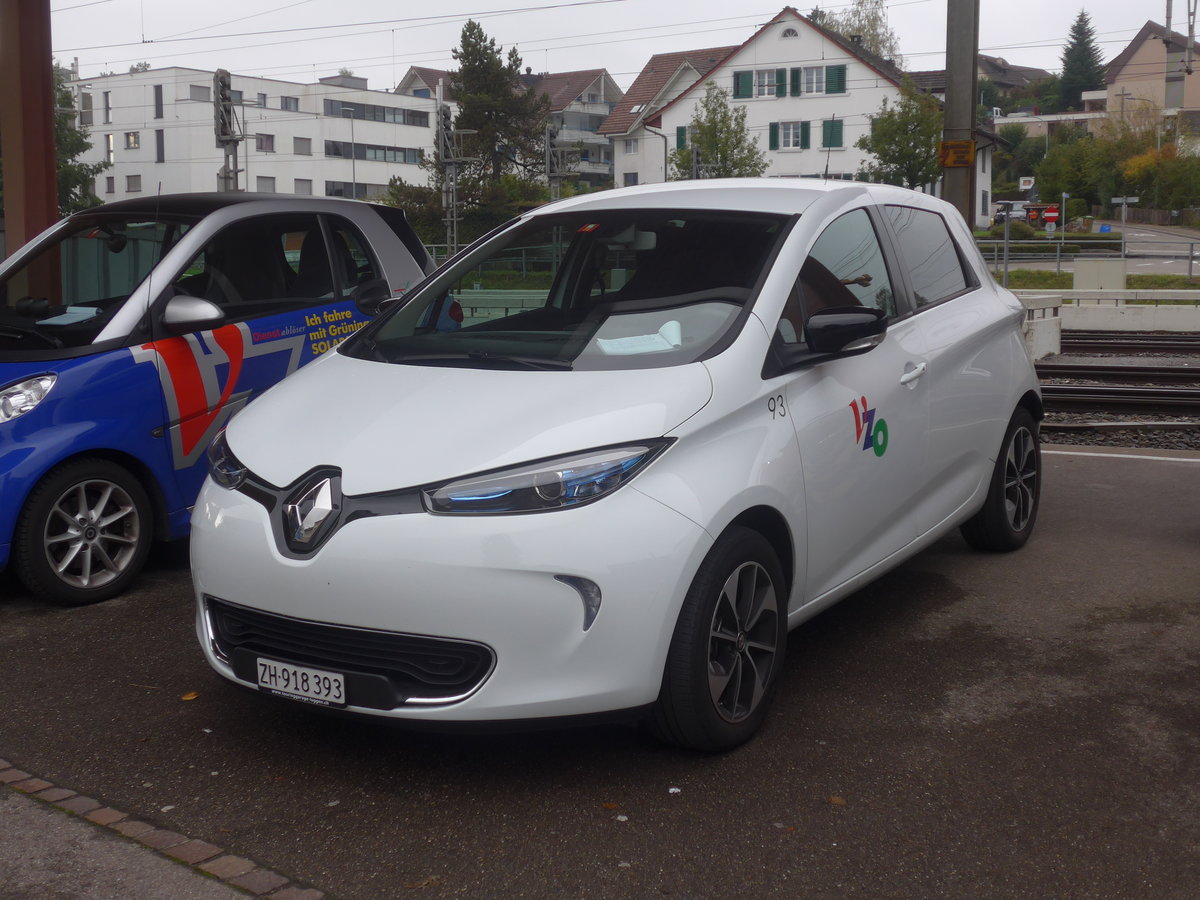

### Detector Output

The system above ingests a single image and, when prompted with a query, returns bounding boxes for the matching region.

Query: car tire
[14,458,154,606]
[960,407,1041,552]
[649,527,787,752]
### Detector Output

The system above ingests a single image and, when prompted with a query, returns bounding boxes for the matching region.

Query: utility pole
[213,69,243,192]
[545,125,564,200]
[941,0,979,224]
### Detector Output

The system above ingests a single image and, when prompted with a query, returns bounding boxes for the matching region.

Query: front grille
[206,597,494,706]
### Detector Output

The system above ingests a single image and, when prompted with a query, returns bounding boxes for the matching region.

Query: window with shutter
[790,68,802,97]
[825,65,847,94]
[733,71,752,99]
[800,121,811,149]
[822,119,843,148]
[676,126,687,149]
[769,122,780,151]
[775,69,787,97]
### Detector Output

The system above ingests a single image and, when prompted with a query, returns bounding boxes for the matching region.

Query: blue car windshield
[0,215,192,351]
[344,209,790,371]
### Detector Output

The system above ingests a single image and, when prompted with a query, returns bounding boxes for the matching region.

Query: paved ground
[2,445,1199,898]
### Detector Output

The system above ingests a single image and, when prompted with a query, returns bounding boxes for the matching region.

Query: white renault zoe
[192,180,1042,751]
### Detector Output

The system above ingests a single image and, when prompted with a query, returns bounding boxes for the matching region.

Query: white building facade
[603,9,995,229]
[659,12,904,182]
[67,67,438,201]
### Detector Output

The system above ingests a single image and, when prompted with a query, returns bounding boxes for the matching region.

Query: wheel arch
[718,505,796,599]
[1019,388,1044,422]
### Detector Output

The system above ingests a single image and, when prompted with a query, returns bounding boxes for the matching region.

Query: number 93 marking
[767,394,787,419]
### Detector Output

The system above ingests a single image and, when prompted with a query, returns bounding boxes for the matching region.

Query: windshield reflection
[0,216,190,351]
[347,209,789,371]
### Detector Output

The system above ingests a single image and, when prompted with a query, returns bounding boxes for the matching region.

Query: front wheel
[14,458,154,606]
[960,407,1041,552]
[649,527,787,752]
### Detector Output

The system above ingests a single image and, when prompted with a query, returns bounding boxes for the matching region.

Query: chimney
[850,34,863,44]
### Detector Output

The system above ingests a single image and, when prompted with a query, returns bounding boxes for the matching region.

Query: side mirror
[804,307,887,355]
[353,279,398,317]
[163,294,224,336]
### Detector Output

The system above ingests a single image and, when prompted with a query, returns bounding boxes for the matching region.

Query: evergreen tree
[854,80,942,189]
[1059,10,1105,110]
[450,20,550,184]
[668,82,766,179]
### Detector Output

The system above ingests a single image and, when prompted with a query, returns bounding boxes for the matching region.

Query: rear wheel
[650,527,787,752]
[14,458,153,606]
[960,407,1041,552]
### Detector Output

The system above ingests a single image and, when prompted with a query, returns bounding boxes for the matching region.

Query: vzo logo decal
[850,395,888,458]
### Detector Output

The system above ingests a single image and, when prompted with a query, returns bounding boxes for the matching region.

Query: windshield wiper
[0,323,64,349]
[386,351,573,370]
[467,351,573,370]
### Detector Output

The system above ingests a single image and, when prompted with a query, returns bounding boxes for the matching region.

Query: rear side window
[885,206,973,307]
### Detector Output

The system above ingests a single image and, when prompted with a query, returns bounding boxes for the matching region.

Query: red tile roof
[598,46,737,136]
[521,69,613,111]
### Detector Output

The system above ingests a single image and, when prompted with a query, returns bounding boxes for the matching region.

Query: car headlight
[0,374,56,423]
[207,429,247,490]
[423,441,672,515]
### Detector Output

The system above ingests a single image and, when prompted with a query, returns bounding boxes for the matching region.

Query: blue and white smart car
[192,181,1042,751]
[0,194,430,605]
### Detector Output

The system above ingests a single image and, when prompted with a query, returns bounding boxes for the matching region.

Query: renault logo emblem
[284,475,339,546]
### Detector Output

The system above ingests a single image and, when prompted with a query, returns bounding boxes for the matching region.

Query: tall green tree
[668,82,766,179]
[1059,10,1105,110]
[450,20,550,184]
[854,80,942,189]
[809,0,902,66]
[53,64,107,214]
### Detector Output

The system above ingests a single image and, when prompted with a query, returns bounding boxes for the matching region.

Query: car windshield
[344,208,790,371]
[0,214,192,351]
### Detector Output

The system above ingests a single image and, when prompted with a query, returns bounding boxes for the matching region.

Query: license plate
[256,657,346,707]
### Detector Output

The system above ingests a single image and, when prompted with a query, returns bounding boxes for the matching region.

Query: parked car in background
[193,180,1042,752]
[993,201,1029,224]
[0,194,431,605]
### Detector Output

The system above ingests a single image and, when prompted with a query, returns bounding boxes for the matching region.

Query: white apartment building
[67,67,438,201]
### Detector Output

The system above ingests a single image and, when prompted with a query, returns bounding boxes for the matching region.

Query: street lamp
[341,105,357,199]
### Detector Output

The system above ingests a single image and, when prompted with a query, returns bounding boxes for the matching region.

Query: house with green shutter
[601,7,907,186]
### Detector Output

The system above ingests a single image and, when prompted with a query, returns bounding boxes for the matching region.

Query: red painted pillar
[0,0,59,253]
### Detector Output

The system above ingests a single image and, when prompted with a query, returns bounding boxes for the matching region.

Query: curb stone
[0,758,324,899]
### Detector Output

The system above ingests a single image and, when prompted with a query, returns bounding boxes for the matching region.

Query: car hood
[226,351,714,494]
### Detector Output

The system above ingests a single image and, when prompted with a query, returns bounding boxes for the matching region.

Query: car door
[881,203,1026,535]
[770,207,930,602]
[139,212,379,502]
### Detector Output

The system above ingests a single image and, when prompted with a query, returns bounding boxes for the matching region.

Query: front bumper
[191,478,712,721]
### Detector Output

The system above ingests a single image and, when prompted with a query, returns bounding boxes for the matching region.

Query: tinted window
[173,214,330,319]
[0,216,192,349]
[885,206,970,307]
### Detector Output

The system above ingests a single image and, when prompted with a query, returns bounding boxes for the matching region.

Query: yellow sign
[939,140,976,168]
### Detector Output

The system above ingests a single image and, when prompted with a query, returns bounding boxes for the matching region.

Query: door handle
[899,362,927,385]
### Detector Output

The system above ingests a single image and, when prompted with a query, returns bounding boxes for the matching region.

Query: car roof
[532,178,951,218]
[75,192,383,220]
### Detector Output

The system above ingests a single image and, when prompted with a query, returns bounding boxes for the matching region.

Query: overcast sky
[50,0,1172,90]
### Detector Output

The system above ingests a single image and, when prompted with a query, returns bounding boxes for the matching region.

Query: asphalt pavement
[2,445,1199,899]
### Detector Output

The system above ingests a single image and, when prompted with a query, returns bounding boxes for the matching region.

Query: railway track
[1035,363,1199,385]
[1060,332,1200,355]
[1039,383,1200,412]
[1040,335,1200,446]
